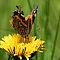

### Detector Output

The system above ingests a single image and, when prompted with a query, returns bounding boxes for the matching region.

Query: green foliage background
[0,0,60,60]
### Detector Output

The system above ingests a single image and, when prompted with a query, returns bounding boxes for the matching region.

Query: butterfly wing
[25,6,38,33]
[11,6,38,37]
[11,6,29,37]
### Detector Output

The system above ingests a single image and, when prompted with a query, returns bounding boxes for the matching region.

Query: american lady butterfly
[11,5,38,38]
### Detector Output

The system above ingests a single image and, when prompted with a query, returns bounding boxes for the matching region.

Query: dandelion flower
[0,34,45,60]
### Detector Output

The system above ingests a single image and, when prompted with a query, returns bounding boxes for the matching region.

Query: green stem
[51,14,60,60]
[35,53,37,60]
[27,0,32,11]
[8,55,11,60]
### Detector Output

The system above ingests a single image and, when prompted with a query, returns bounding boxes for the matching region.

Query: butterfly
[11,5,38,38]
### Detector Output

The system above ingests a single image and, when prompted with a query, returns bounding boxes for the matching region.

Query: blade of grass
[42,0,50,60]
[51,13,60,60]
[44,0,50,38]
[27,0,32,11]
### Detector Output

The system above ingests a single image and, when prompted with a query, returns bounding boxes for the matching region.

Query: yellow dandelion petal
[0,34,45,60]
[19,56,22,60]
[26,57,29,60]
[30,36,36,42]
[15,43,24,56]
[0,34,22,55]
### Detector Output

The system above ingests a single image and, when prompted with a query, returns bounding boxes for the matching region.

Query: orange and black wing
[11,5,38,37]
[25,6,38,33]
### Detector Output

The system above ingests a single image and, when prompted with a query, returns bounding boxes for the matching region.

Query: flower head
[0,34,45,60]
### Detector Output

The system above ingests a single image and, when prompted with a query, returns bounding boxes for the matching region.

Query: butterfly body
[11,6,38,37]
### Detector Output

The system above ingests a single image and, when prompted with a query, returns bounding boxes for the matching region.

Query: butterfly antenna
[16,5,19,9]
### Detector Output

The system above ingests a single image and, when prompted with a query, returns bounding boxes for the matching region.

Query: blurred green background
[0,0,60,60]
